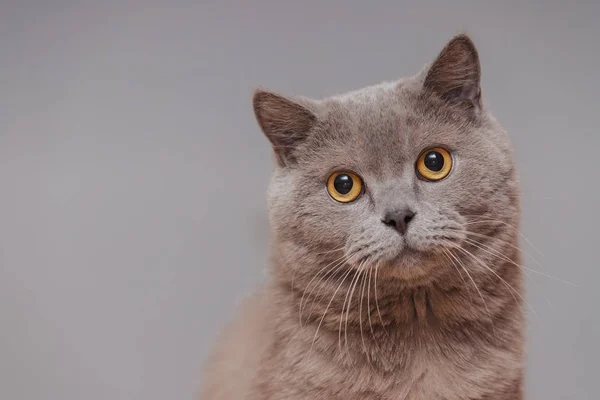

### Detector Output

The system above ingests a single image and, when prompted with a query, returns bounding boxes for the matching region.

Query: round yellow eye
[416,147,453,181]
[327,171,363,203]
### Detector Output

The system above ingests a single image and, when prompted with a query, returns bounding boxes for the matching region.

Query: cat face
[254,35,519,285]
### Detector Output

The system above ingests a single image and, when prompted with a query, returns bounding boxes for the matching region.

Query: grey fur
[201,34,524,400]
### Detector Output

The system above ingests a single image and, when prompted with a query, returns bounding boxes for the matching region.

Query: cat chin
[377,246,445,283]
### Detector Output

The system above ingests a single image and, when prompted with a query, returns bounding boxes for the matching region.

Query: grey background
[0,1,598,399]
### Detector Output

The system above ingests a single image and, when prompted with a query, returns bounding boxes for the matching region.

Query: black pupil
[333,174,353,195]
[424,151,444,172]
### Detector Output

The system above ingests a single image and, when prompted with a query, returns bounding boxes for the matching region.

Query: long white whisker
[451,243,540,324]
[338,262,363,360]
[344,262,365,362]
[366,265,388,362]
[462,229,544,271]
[309,260,356,356]
[441,247,471,301]
[374,263,391,340]
[359,264,370,363]
[300,253,351,325]
[461,236,576,287]
[314,246,346,256]
[444,244,497,340]
[461,237,557,309]
[463,218,543,256]
[306,255,356,320]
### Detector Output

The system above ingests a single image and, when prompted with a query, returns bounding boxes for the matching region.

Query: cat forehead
[319,82,462,146]
[297,90,483,177]
[322,83,407,136]
[327,81,407,115]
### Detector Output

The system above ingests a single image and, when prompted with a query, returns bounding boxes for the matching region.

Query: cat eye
[327,171,364,203]
[416,147,453,181]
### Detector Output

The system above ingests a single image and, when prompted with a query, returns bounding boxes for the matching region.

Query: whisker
[344,262,365,362]
[443,244,497,341]
[441,247,471,300]
[450,243,540,324]
[299,253,351,325]
[419,214,544,272]
[366,265,390,366]
[459,224,546,272]
[461,237,557,310]
[462,236,576,287]
[309,260,356,356]
[462,229,544,270]
[306,255,355,320]
[464,222,553,278]
[359,264,370,363]
[374,263,391,340]
[366,265,387,365]
[457,223,560,284]
[339,262,363,360]
[463,217,543,256]
[314,246,346,256]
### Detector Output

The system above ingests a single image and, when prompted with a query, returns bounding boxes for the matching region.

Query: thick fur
[200,34,525,400]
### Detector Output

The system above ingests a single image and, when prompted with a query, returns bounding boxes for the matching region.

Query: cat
[200,34,525,400]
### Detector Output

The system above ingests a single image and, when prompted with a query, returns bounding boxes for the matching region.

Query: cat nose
[382,208,415,235]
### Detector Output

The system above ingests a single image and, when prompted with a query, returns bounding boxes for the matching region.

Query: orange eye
[327,171,363,203]
[416,147,453,181]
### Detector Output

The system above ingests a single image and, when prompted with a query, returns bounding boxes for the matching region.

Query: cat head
[253,34,519,286]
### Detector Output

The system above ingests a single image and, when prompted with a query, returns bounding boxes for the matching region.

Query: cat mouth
[400,245,422,257]
[396,245,427,265]
[383,243,443,280]
[346,235,442,274]
[344,242,441,283]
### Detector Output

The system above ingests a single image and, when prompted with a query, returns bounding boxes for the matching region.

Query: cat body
[200,34,525,400]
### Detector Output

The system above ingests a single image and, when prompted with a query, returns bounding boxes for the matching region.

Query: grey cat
[200,34,525,399]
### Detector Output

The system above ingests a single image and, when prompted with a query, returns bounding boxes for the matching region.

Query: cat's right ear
[252,89,318,167]
[423,34,482,115]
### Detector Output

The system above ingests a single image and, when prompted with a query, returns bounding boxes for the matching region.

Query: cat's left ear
[253,89,318,167]
[423,34,482,114]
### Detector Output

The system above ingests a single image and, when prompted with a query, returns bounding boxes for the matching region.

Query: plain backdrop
[1,1,598,399]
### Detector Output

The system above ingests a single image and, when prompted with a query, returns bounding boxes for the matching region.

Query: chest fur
[255,329,521,400]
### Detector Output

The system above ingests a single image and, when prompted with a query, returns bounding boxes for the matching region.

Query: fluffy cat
[200,34,525,400]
